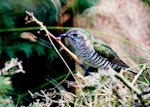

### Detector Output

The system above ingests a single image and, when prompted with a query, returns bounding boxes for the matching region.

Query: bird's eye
[73,33,78,36]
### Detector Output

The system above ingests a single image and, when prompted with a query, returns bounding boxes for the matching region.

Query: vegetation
[0,0,149,106]
[142,0,150,6]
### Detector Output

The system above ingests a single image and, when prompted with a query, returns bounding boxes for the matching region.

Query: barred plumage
[59,28,131,73]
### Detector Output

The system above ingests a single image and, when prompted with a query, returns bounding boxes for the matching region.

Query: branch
[132,64,146,85]
[25,11,81,65]
[25,11,89,105]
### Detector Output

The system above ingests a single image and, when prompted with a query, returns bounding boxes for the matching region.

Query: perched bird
[59,28,134,75]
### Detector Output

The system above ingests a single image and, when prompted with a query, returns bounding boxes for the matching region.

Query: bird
[59,28,135,75]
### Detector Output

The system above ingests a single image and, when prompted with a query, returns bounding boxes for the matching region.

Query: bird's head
[59,28,89,46]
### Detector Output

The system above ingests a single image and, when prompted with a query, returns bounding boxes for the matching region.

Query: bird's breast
[74,42,106,68]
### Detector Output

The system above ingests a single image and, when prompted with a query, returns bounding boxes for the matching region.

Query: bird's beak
[59,33,67,37]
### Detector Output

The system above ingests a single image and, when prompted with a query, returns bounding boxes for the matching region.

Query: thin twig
[114,71,142,95]
[131,64,146,85]
[108,68,142,95]
[25,11,88,105]
[45,33,71,89]
[25,11,81,65]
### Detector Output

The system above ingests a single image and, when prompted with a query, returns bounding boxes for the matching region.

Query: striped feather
[61,28,132,73]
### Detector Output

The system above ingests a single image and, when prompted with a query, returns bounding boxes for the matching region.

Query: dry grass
[23,66,150,107]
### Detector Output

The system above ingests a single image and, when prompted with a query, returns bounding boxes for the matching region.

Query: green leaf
[17,43,33,58]
[34,44,45,56]
[0,76,12,96]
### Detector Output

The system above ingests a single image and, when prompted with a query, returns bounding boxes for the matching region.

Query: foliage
[0,58,24,107]
[68,0,99,14]
[142,0,150,6]
[0,0,63,58]
[77,0,99,14]
[0,0,97,58]
[22,67,150,107]
[0,76,14,107]
[0,76,12,96]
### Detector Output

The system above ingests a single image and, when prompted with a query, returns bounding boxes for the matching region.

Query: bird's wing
[93,39,129,67]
